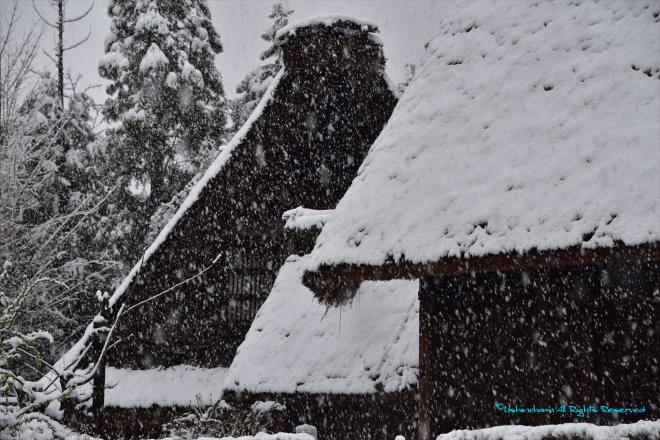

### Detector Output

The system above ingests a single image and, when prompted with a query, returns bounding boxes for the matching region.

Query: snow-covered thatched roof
[224,255,418,395]
[305,0,660,277]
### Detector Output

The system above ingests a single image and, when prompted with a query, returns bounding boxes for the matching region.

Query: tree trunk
[57,0,64,108]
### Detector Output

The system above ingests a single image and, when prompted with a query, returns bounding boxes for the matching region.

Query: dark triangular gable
[105,20,398,369]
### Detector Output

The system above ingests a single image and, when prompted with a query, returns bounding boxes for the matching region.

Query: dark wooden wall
[103,24,398,370]
[419,259,659,438]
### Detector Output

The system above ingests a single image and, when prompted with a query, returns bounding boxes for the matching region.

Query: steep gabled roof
[224,255,418,395]
[304,0,660,287]
[49,14,400,376]
[108,69,286,311]
[40,71,286,387]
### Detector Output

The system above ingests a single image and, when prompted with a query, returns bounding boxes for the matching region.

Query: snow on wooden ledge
[435,420,660,440]
[282,207,333,231]
[68,366,229,409]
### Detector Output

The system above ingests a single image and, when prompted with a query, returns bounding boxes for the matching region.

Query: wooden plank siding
[418,259,659,438]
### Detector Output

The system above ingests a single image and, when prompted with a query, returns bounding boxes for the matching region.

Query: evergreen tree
[259,3,294,61]
[99,0,227,263]
[232,3,293,128]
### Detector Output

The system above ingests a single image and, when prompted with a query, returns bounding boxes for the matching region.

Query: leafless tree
[0,4,120,358]
[0,2,42,142]
[32,0,94,106]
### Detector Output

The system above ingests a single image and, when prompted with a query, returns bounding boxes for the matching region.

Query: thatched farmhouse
[50,16,398,437]
[103,15,396,372]
[46,1,660,439]
[223,210,419,439]
[302,1,659,439]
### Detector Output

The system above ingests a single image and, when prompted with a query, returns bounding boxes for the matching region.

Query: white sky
[9,0,447,102]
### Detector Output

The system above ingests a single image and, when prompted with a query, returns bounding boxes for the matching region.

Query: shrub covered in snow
[163,399,289,439]
[0,264,81,440]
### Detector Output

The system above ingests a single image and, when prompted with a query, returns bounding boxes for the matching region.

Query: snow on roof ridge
[275,14,379,41]
[107,68,286,310]
[41,69,288,392]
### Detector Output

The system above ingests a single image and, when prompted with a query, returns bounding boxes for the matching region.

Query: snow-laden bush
[0,262,80,440]
[164,398,288,439]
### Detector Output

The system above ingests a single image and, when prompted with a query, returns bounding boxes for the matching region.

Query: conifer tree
[98,0,227,262]
[232,3,293,128]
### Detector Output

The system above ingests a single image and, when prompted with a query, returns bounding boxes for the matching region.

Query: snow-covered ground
[160,435,313,440]
[436,420,660,440]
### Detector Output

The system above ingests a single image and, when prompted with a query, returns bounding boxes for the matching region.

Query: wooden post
[418,276,434,440]
[91,295,110,433]
[91,353,106,431]
[419,274,465,438]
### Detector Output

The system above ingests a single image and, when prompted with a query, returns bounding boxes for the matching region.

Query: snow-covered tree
[99,0,227,263]
[0,71,120,358]
[0,3,41,144]
[1,10,120,359]
[259,3,294,61]
[232,3,293,128]
[0,262,67,439]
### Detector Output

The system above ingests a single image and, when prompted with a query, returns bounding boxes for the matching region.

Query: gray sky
[9,0,446,102]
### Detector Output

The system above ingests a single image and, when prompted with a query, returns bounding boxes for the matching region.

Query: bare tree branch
[41,47,56,64]
[62,27,90,51]
[63,0,94,23]
[31,0,57,29]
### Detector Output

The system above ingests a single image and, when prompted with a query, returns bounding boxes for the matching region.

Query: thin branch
[66,303,125,387]
[41,47,56,64]
[21,361,47,380]
[122,252,223,317]
[63,27,90,51]
[63,0,94,23]
[0,2,19,59]
[31,0,57,29]
[15,347,60,377]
